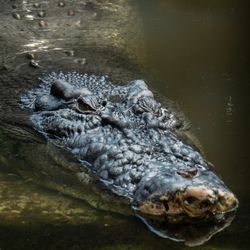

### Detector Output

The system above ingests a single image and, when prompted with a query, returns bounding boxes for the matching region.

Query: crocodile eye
[77,98,94,111]
[102,100,107,107]
[76,97,97,114]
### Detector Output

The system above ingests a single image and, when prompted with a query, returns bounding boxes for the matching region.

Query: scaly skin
[20,72,238,223]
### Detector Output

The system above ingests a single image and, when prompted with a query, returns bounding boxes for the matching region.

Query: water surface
[0,0,249,249]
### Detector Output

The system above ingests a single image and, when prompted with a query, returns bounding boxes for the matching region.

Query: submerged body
[20,72,238,244]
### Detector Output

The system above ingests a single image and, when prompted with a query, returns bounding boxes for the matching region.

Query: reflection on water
[136,212,236,247]
[226,96,233,123]
[0,0,249,249]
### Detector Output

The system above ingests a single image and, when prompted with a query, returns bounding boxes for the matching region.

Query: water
[0,0,249,249]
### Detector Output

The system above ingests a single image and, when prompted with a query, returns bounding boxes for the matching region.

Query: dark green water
[0,0,249,249]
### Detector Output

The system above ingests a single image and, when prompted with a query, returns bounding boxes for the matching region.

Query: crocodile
[20,72,238,228]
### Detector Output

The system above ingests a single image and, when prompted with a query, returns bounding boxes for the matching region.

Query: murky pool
[0,0,249,249]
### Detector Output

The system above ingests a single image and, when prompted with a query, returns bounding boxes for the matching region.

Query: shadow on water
[0,0,249,249]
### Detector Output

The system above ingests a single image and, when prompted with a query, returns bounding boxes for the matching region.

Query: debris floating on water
[12,13,21,20]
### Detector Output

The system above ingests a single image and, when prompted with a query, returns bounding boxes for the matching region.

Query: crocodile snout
[138,185,238,219]
[174,186,238,217]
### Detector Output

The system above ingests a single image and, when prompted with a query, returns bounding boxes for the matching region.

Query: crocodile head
[133,165,238,221]
[20,72,238,244]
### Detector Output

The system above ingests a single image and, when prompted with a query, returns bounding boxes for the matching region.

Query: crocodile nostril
[200,200,211,209]
[184,196,198,206]
[218,196,226,206]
